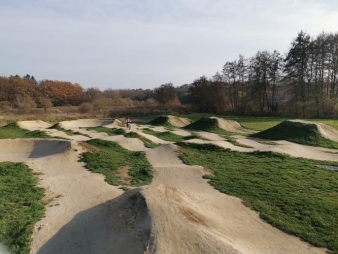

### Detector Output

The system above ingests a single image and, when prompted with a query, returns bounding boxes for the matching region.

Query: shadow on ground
[37,189,153,254]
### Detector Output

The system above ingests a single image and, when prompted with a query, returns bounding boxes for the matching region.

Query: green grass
[177,142,338,253]
[0,123,51,139]
[79,139,152,186]
[251,120,338,149]
[0,162,45,254]
[223,137,253,148]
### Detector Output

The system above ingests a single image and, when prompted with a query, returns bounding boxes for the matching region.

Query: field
[0,114,338,254]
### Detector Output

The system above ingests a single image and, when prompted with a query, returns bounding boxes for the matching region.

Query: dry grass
[0,107,103,126]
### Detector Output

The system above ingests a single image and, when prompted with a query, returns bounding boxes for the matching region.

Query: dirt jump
[2,118,335,254]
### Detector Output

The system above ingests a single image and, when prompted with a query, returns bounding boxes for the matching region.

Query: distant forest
[1,30,338,118]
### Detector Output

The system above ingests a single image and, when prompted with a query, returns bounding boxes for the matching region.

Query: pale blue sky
[1,0,338,89]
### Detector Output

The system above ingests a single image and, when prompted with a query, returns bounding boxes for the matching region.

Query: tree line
[1,30,337,117]
[190,30,338,117]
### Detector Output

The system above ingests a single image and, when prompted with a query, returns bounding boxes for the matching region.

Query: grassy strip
[79,139,152,186]
[48,123,88,137]
[177,142,338,253]
[0,123,50,139]
[86,126,125,135]
[124,132,160,148]
[87,126,159,148]
[224,138,253,148]
[0,162,45,254]
[251,120,338,149]
[142,128,197,142]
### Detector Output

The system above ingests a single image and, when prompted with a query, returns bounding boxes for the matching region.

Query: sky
[1,0,338,90]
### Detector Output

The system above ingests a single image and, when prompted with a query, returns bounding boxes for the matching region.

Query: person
[126,117,131,130]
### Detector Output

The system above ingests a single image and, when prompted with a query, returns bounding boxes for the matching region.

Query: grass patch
[0,162,45,254]
[257,141,280,145]
[86,126,125,135]
[142,128,192,142]
[0,122,51,139]
[177,142,338,252]
[79,139,152,186]
[224,138,253,148]
[251,120,338,149]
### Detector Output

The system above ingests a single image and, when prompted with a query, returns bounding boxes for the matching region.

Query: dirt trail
[0,140,126,254]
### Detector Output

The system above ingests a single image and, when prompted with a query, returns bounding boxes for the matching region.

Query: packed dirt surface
[17,120,52,130]
[3,119,335,253]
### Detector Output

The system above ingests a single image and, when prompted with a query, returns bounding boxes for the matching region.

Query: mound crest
[184,117,253,134]
[0,139,71,160]
[148,115,190,127]
[37,189,154,254]
[17,120,52,130]
[252,119,338,143]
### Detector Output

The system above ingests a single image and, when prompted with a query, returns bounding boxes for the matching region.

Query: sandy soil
[3,119,335,253]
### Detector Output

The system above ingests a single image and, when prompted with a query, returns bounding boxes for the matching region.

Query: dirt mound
[184,117,219,131]
[184,117,252,134]
[148,115,190,127]
[37,189,153,254]
[17,120,52,130]
[316,122,338,142]
[0,139,71,161]
[104,119,124,128]
[59,119,115,129]
[252,119,338,143]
